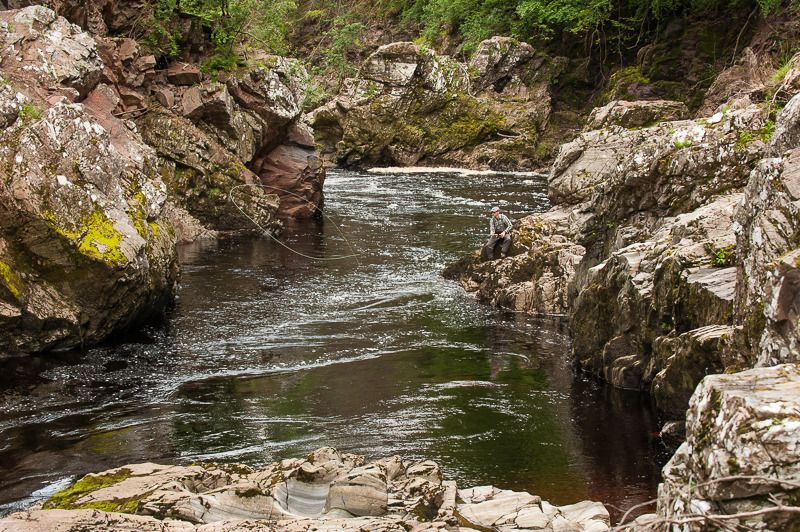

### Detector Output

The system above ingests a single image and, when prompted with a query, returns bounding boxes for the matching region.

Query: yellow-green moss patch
[43,469,133,511]
[45,208,128,266]
[78,210,127,265]
[0,261,23,299]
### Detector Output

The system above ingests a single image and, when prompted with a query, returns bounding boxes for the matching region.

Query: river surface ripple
[0,169,670,520]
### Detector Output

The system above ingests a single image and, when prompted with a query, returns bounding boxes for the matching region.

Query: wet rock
[657,364,800,530]
[585,100,688,130]
[659,420,686,446]
[0,6,103,99]
[0,448,611,531]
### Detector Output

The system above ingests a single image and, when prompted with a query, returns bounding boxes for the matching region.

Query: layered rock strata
[0,447,611,532]
[626,364,800,530]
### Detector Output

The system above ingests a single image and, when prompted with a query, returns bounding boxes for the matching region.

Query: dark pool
[0,169,670,520]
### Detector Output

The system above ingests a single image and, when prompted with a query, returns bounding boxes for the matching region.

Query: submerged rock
[0,448,610,531]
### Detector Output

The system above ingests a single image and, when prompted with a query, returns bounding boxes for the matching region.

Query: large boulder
[0,88,177,355]
[657,364,800,530]
[0,7,178,355]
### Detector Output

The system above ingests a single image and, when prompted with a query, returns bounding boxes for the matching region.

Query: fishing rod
[228,183,361,263]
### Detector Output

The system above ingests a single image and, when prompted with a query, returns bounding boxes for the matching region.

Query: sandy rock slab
[0,448,610,531]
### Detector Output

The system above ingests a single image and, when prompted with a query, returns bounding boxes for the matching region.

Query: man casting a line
[485,206,513,259]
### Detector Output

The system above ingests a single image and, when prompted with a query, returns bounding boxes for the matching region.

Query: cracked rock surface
[0,447,610,531]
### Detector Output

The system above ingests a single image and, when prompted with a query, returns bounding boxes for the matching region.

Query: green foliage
[181,0,297,54]
[758,119,776,141]
[772,58,794,83]
[142,0,297,64]
[141,0,182,57]
[673,138,693,149]
[396,0,798,51]
[321,16,367,82]
[18,103,42,124]
[201,53,243,75]
[707,244,735,267]
[516,0,614,35]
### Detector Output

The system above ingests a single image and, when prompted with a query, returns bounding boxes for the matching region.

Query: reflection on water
[0,170,670,520]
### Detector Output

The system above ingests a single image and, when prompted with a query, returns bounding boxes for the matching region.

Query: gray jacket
[489,214,513,236]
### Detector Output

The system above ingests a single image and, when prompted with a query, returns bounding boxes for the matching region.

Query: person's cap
[490,206,500,213]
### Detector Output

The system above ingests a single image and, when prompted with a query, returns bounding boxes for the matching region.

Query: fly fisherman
[485,206,513,260]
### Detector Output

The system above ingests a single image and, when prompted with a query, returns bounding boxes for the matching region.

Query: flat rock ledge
[0,448,610,531]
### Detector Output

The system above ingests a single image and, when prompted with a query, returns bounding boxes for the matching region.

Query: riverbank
[0,447,612,531]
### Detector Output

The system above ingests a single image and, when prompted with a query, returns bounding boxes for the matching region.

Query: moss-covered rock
[310,39,554,170]
[0,98,178,355]
[137,109,279,233]
[44,469,134,512]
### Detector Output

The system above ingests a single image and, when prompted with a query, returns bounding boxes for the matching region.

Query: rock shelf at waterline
[0,448,610,532]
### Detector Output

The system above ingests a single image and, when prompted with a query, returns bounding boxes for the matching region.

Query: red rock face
[253,142,325,219]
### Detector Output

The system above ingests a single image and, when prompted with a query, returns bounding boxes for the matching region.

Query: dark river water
[0,169,669,521]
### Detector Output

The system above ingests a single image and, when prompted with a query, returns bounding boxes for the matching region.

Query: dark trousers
[485,233,511,259]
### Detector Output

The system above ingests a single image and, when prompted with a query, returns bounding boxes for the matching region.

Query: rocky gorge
[0,5,324,356]
[0,0,799,530]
